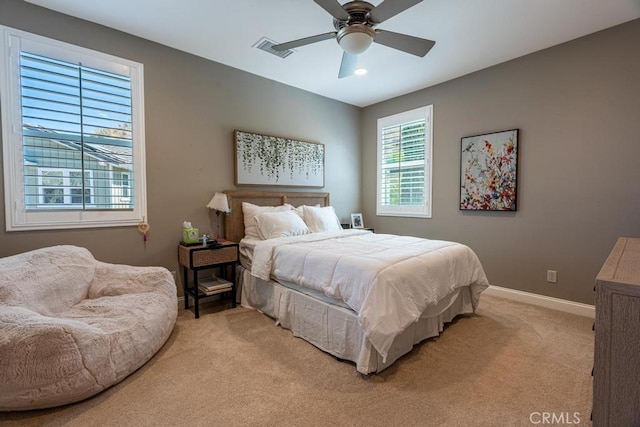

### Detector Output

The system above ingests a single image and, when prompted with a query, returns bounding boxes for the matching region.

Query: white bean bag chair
[0,245,177,411]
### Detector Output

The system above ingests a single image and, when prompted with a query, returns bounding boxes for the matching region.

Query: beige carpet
[0,294,594,426]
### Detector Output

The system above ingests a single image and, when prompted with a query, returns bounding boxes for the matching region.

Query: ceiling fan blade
[338,52,357,79]
[313,0,350,21]
[369,0,423,23]
[374,30,435,57]
[272,32,337,51]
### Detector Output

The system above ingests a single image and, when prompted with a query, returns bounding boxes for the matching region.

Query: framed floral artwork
[460,129,519,211]
[234,130,324,187]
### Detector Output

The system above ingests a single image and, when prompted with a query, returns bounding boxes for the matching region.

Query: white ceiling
[26,0,640,107]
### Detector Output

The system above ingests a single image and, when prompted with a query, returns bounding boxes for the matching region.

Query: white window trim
[0,25,147,231]
[376,105,433,219]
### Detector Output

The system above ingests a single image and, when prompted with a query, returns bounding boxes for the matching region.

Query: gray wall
[362,19,640,304]
[0,0,362,293]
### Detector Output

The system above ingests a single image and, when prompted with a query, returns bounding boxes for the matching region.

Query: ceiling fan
[272,0,435,79]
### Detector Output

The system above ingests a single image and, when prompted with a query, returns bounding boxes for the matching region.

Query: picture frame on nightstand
[351,213,364,229]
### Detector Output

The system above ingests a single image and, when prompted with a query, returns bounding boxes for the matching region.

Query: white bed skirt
[238,267,476,374]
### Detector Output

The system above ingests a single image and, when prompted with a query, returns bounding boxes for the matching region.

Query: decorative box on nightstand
[178,241,239,318]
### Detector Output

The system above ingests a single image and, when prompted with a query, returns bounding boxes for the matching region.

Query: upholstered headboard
[223,191,330,243]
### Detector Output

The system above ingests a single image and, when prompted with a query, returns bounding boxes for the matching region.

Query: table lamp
[206,192,230,241]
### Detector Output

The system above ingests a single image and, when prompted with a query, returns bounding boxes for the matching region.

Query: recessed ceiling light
[354,67,368,76]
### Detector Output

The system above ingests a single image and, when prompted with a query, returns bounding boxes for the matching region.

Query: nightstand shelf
[178,241,239,318]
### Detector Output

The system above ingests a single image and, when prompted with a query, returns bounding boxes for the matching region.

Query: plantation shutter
[20,51,134,210]
[376,105,432,218]
[379,119,426,207]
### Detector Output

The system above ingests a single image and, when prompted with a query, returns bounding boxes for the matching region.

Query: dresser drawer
[178,245,238,269]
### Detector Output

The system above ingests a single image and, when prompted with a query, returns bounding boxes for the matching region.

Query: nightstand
[178,241,239,318]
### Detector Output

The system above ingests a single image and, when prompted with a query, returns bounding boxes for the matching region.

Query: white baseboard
[484,285,595,319]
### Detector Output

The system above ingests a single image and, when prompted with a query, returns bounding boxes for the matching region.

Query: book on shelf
[198,285,231,296]
[198,276,232,294]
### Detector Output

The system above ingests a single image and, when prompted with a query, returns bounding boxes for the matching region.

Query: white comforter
[250,230,490,361]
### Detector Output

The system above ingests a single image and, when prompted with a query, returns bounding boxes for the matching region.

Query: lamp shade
[206,192,230,213]
[337,25,375,55]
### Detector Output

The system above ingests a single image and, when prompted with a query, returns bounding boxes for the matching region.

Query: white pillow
[302,205,343,233]
[242,202,291,239]
[285,203,320,219]
[255,210,310,240]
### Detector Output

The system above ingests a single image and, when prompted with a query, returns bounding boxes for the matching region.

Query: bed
[224,190,490,374]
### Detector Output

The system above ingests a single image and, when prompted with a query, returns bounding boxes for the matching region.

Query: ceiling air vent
[253,37,293,59]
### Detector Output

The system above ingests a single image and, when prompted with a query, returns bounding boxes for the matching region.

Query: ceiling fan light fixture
[337,25,375,55]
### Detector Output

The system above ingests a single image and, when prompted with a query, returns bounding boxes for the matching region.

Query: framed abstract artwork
[234,130,325,187]
[460,129,519,211]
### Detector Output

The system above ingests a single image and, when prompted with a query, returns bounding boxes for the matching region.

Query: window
[376,105,432,218]
[0,25,146,231]
[113,171,131,202]
[37,168,92,207]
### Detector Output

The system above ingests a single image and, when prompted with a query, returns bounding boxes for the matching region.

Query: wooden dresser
[593,237,640,426]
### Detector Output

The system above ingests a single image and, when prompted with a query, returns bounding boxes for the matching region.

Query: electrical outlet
[546,270,558,283]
